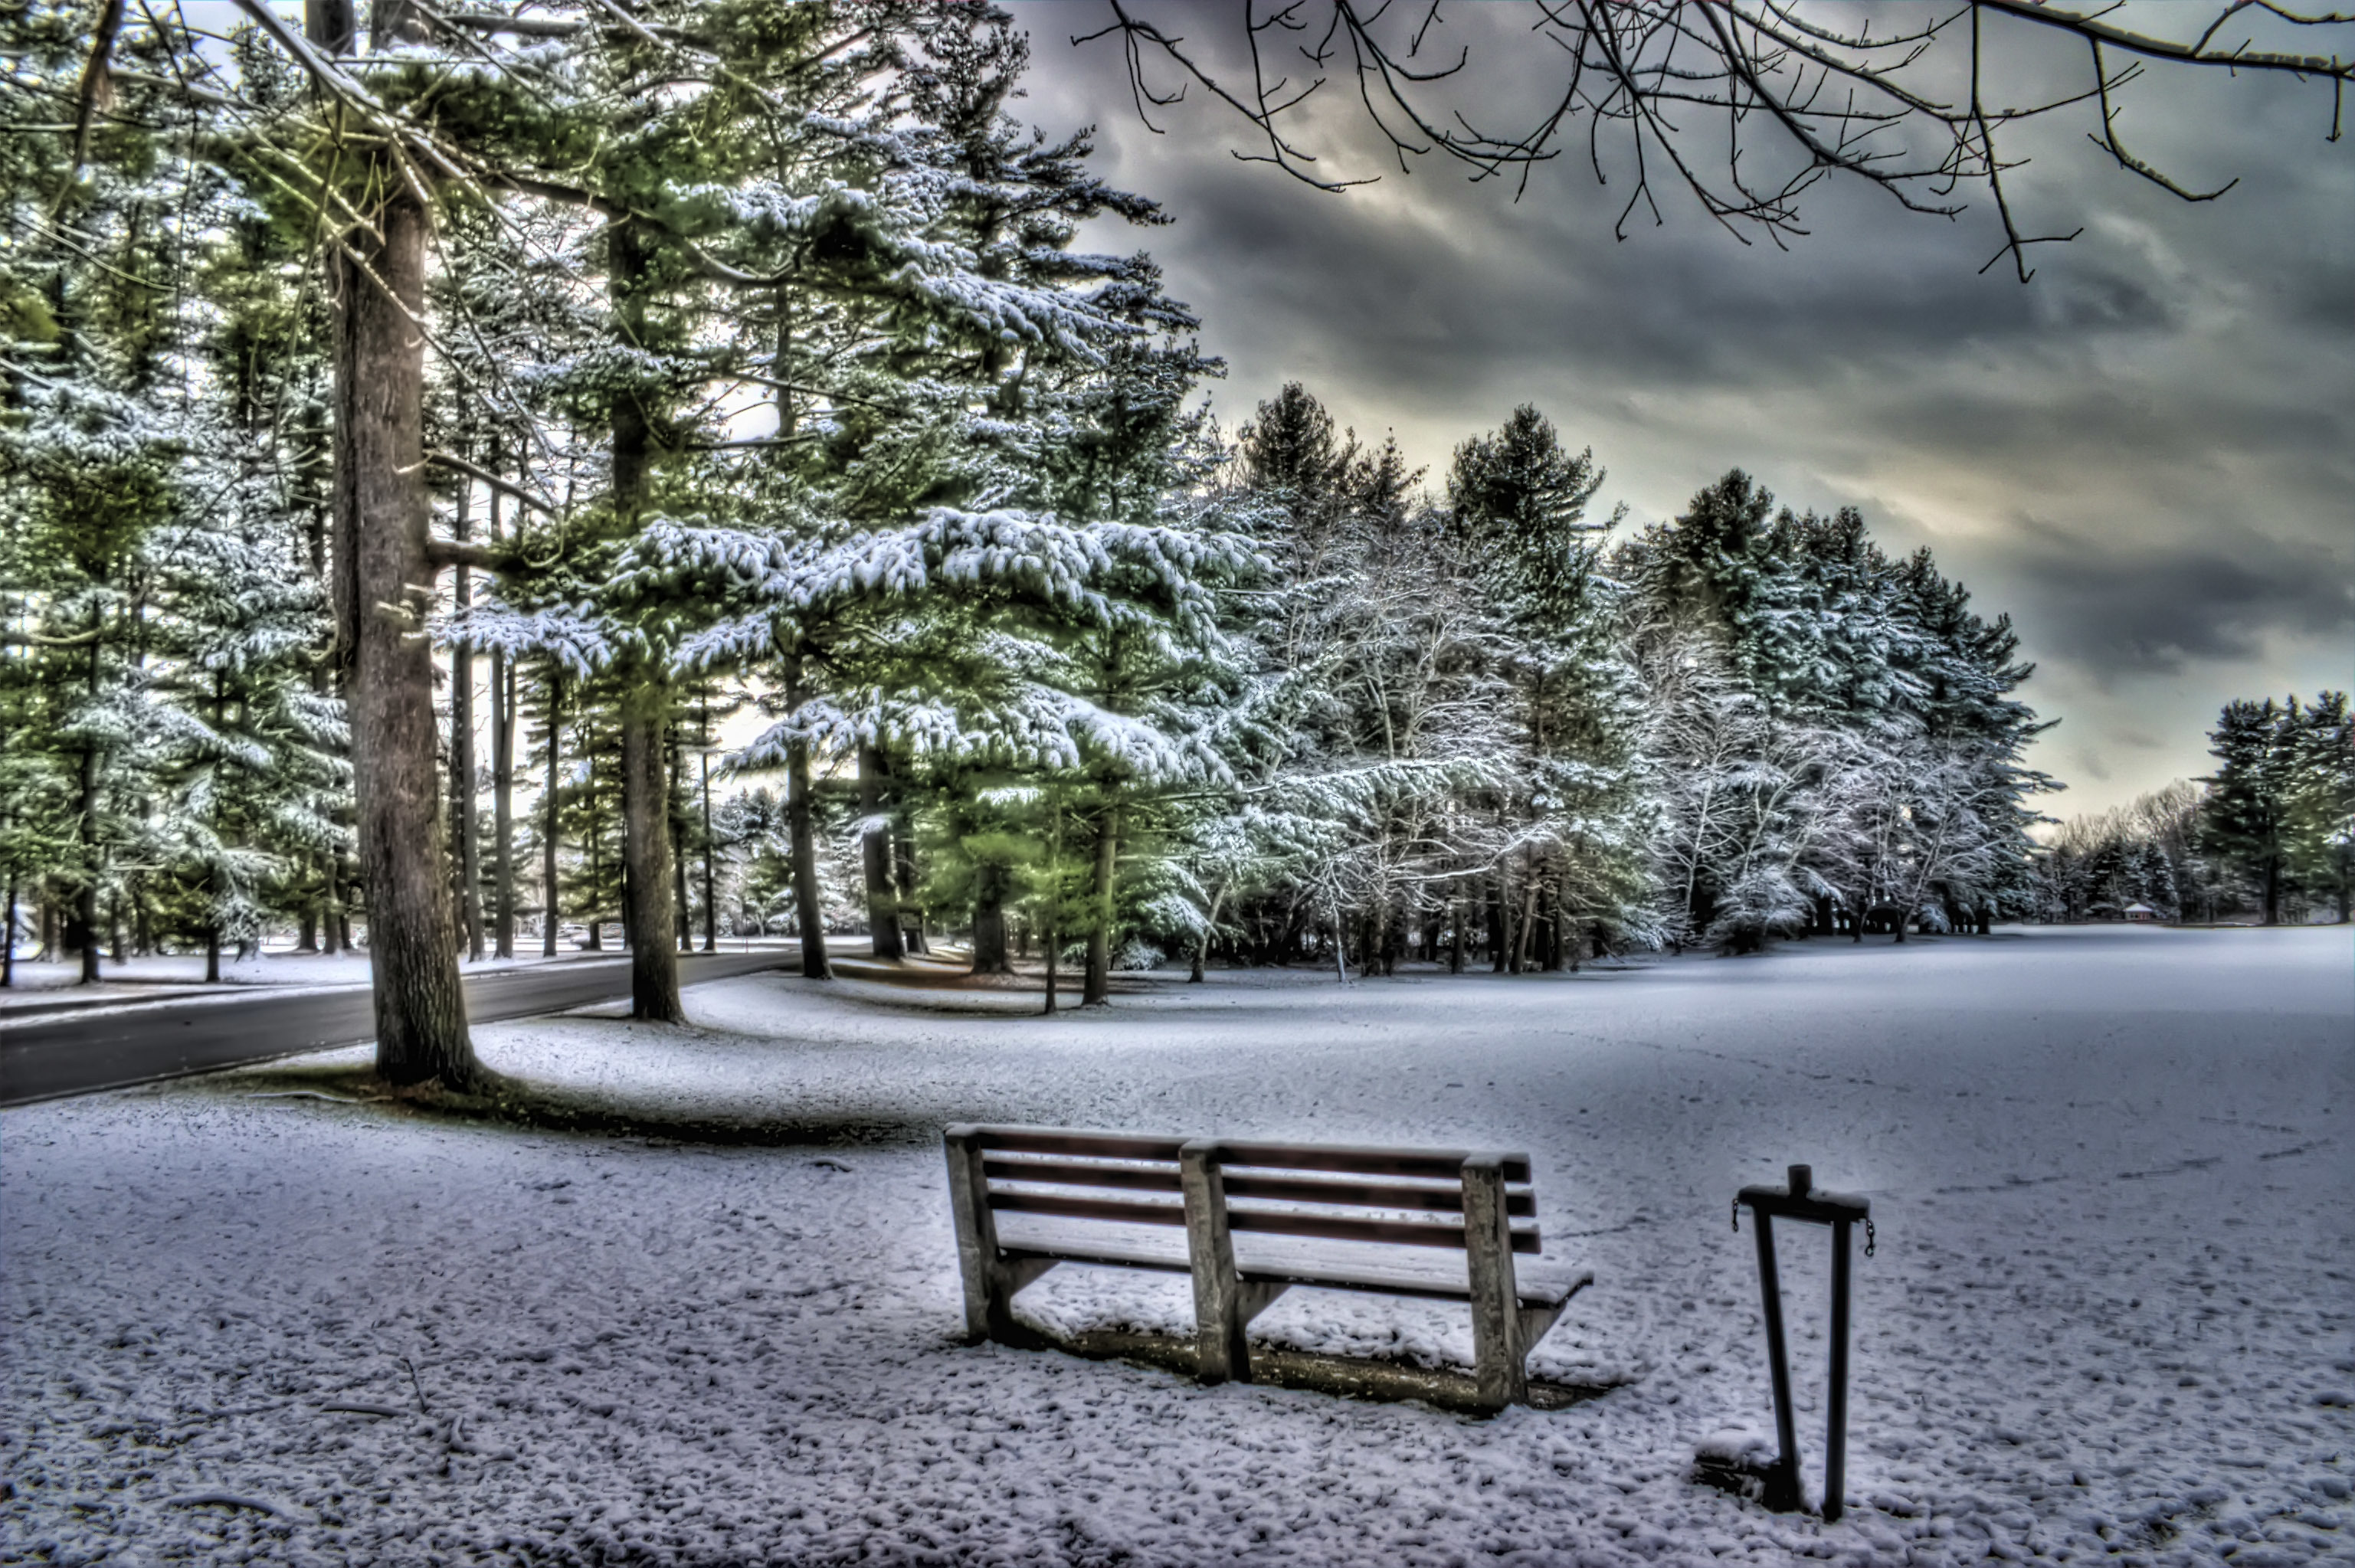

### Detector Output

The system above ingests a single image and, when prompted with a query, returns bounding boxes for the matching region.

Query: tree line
[5,1,2064,1090]
[2039,695,2353,927]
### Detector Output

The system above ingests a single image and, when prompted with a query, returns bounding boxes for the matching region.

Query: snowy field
[3,925,2350,1566]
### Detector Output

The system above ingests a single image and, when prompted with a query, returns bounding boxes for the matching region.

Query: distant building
[2122,903,2159,923]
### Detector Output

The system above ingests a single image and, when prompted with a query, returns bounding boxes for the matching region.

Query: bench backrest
[965,1124,1541,1254]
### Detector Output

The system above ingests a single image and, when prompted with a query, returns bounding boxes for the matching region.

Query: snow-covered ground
[3,925,2349,1566]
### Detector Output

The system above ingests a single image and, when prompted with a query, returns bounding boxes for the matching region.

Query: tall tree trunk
[785,664,831,979]
[75,617,100,984]
[491,651,514,958]
[670,732,693,953]
[608,215,682,1014]
[620,694,684,1021]
[584,752,602,951]
[1082,805,1119,1005]
[451,480,483,964]
[894,814,925,954]
[1449,895,1466,974]
[2262,855,2281,926]
[858,745,902,960]
[333,148,474,1087]
[2,876,16,987]
[1190,884,1223,984]
[542,666,562,957]
[489,461,514,961]
[699,716,716,953]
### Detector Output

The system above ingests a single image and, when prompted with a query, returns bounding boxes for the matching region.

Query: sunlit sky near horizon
[1007,2,2354,823]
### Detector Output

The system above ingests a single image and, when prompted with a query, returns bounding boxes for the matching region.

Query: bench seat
[993,1217,1594,1306]
[947,1124,1593,1411]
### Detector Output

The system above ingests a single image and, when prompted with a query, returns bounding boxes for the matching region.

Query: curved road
[0,950,797,1108]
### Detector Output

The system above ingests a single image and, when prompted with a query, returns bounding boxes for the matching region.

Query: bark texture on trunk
[620,696,684,1021]
[858,745,902,960]
[339,188,476,1088]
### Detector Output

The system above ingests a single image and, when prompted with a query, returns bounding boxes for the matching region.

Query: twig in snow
[318,1399,405,1418]
[169,1492,284,1517]
[401,1356,429,1415]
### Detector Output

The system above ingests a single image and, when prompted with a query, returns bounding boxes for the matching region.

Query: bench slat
[1237,1257,1592,1308]
[1222,1171,1537,1217]
[981,1161,1536,1218]
[971,1126,1189,1161]
[989,1190,1187,1228]
[982,1156,1182,1193]
[1227,1206,1543,1253]
[1217,1139,1533,1183]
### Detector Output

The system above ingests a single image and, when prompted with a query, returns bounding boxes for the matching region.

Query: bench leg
[1462,1155,1526,1412]
[946,1126,1055,1345]
[1184,1141,1292,1384]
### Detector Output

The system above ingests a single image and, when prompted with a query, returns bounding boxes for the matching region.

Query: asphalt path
[0,950,797,1108]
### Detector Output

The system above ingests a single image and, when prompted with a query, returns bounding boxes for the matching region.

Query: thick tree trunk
[1449,896,1466,974]
[971,860,1013,974]
[608,217,682,1014]
[2262,856,2281,926]
[858,745,902,960]
[620,697,684,1021]
[337,185,476,1088]
[1082,806,1119,1005]
[542,666,562,957]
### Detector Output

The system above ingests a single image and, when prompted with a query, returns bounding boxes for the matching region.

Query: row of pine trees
[0,0,2161,1039]
[2040,695,2353,927]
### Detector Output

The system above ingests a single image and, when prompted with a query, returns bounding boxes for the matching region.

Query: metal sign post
[1732,1164,1874,1521]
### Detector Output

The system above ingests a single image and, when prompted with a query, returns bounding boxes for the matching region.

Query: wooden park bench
[943,1124,1593,1412]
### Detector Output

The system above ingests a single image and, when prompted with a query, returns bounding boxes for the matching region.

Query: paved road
[0,951,797,1107]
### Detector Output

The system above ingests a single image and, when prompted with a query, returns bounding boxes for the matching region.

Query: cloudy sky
[1007,2,2353,821]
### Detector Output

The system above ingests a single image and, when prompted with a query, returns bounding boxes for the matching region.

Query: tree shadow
[208,1058,942,1151]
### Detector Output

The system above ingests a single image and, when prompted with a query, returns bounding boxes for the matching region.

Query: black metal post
[1825,1216,1852,1522]
[1734,1163,1871,1522]
[1750,1209,1803,1512]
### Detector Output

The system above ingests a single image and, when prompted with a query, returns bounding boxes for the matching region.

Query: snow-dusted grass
[4,925,2350,1566]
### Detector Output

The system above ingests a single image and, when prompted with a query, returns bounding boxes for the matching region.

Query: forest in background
[5,2,2348,1023]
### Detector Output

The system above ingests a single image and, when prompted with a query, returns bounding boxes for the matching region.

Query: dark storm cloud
[1011,3,2355,811]
[1993,525,2355,674]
